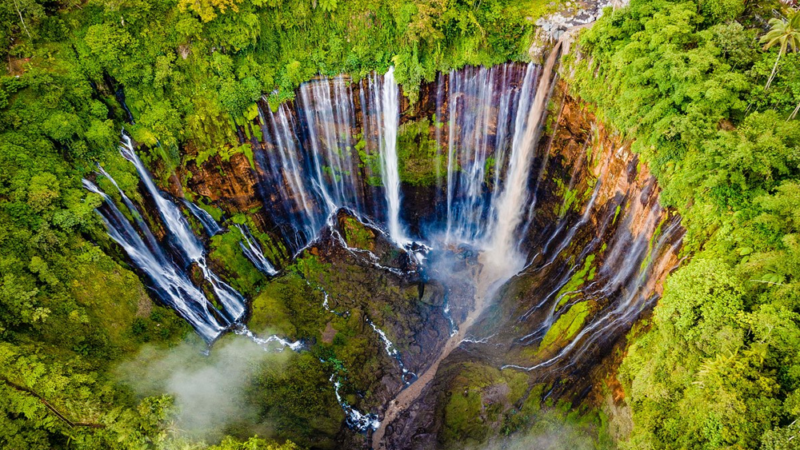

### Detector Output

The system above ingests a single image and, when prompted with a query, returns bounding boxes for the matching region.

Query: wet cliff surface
[377,87,683,449]
[97,63,683,449]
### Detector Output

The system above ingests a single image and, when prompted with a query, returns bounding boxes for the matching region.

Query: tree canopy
[569,0,800,447]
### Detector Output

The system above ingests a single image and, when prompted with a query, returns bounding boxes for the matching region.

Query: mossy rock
[442,362,530,448]
[538,300,596,356]
[209,227,268,297]
[555,254,596,311]
[340,215,376,251]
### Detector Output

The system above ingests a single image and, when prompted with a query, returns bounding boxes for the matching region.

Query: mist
[116,335,291,441]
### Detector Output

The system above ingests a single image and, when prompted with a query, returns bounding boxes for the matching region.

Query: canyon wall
[109,68,683,449]
[376,85,684,449]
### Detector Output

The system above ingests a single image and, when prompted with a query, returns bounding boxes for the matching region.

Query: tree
[760,11,800,90]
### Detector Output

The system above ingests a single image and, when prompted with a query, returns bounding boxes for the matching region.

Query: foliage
[439,365,613,449]
[568,0,800,448]
[396,117,442,186]
[760,10,800,89]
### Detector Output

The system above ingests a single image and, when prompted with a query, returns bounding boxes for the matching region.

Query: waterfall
[376,67,408,246]
[251,69,410,251]
[265,104,320,239]
[183,200,222,237]
[89,63,560,347]
[298,75,362,212]
[119,135,204,263]
[250,65,543,254]
[86,52,683,444]
[443,64,539,245]
[236,224,278,276]
[86,139,306,347]
[83,178,226,341]
[118,135,247,322]
[484,49,559,270]
[372,54,566,447]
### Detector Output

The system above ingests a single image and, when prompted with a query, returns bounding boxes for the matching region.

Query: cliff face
[379,85,684,449]
[168,65,535,247]
[129,70,682,449]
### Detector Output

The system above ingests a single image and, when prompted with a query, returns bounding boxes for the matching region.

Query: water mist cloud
[117,336,289,440]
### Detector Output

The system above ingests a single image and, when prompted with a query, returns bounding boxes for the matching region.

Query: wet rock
[420,281,445,306]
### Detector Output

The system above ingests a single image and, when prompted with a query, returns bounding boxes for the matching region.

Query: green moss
[229,213,289,265]
[397,117,442,186]
[341,216,376,250]
[442,362,530,448]
[539,301,593,354]
[198,201,224,222]
[444,388,487,445]
[501,384,546,434]
[251,352,344,448]
[555,255,596,311]
[241,143,255,170]
[69,246,189,353]
[559,188,579,217]
[612,204,622,225]
[639,217,666,273]
[249,273,309,336]
[209,228,268,296]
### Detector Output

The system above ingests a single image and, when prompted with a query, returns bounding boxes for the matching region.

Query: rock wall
[379,84,684,449]
[135,71,682,450]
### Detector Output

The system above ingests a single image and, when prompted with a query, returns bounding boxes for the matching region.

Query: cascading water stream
[236,224,278,276]
[251,69,408,253]
[90,41,679,441]
[83,178,226,341]
[373,51,560,447]
[484,49,559,270]
[87,136,305,349]
[183,200,222,237]
[260,104,320,241]
[118,135,247,322]
[119,135,203,263]
[376,67,408,246]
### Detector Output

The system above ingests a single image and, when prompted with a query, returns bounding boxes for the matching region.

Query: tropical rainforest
[1,0,799,449]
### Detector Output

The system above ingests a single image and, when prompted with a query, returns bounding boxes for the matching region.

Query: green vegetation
[441,362,530,445]
[569,0,800,448]
[397,117,442,186]
[538,301,593,355]
[355,137,384,186]
[5,0,800,446]
[440,365,614,449]
[340,215,376,250]
[209,227,268,296]
[555,254,596,311]
[0,0,548,446]
[246,243,434,444]
[250,352,345,448]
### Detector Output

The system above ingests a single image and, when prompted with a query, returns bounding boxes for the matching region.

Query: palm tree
[761,11,800,90]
